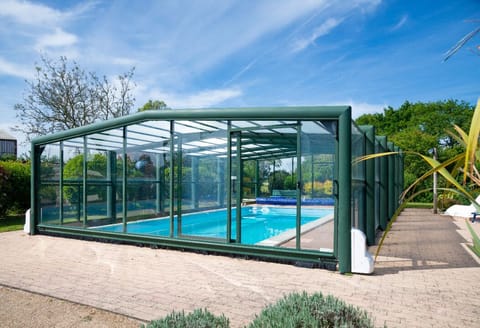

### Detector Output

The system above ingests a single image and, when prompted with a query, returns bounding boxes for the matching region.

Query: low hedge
[0,160,30,217]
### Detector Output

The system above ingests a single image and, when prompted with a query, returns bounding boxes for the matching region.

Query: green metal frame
[360,125,375,245]
[29,106,403,273]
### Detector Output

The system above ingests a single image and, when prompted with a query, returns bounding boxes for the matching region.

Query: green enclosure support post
[226,122,232,243]
[59,141,64,225]
[122,127,127,233]
[394,145,400,212]
[108,151,117,223]
[378,136,388,230]
[311,154,314,198]
[30,144,43,234]
[155,153,163,214]
[399,152,405,201]
[360,125,375,245]
[82,136,88,228]
[254,160,259,198]
[387,141,395,219]
[337,108,352,274]
[235,132,242,243]
[272,160,276,192]
[169,121,175,238]
[296,121,302,250]
[177,136,183,236]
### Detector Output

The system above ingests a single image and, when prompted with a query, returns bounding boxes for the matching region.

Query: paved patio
[0,208,479,327]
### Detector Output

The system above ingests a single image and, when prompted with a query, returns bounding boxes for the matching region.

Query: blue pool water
[93,206,333,245]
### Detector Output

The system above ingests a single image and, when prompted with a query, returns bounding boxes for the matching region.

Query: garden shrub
[143,308,230,328]
[248,291,376,328]
[0,165,7,217]
[0,160,31,216]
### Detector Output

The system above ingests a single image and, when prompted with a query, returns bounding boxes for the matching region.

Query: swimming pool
[93,206,333,245]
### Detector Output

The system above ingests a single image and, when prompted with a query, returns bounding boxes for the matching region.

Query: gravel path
[0,286,143,328]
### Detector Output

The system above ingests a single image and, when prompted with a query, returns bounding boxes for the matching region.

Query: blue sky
[0,0,479,154]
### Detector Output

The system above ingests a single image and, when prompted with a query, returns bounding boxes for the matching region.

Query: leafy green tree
[138,100,168,112]
[356,100,474,201]
[14,56,135,141]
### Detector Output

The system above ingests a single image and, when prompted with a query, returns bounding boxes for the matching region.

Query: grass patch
[0,214,25,232]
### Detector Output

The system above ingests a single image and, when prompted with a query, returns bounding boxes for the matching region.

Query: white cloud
[0,57,32,79]
[142,88,243,109]
[292,18,344,53]
[121,1,331,79]
[0,0,96,27]
[0,0,62,26]
[35,28,78,51]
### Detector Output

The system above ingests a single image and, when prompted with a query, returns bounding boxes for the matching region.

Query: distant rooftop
[0,129,16,140]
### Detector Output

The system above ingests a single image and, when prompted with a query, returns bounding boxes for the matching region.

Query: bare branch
[13,56,135,141]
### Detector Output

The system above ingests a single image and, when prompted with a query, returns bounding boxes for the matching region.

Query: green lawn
[0,214,25,232]
[406,202,433,209]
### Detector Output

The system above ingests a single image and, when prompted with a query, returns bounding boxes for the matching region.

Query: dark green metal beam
[360,125,375,246]
[337,108,351,274]
[31,107,349,146]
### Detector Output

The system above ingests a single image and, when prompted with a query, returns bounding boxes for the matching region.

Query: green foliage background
[355,99,474,202]
[0,160,31,216]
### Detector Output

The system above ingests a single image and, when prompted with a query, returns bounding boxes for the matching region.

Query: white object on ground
[351,228,374,274]
[444,195,480,217]
[24,209,30,234]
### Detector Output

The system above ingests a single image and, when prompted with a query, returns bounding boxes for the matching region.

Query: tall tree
[356,99,474,201]
[138,99,168,112]
[14,56,135,140]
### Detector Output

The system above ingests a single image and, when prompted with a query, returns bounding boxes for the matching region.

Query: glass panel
[39,143,61,224]
[84,147,109,227]
[351,123,365,231]
[87,124,171,236]
[62,138,85,226]
[123,124,170,236]
[176,120,228,240]
[298,121,336,252]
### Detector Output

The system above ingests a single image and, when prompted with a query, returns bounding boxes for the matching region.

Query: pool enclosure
[29,106,403,273]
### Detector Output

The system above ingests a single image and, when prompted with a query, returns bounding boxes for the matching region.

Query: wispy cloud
[0,0,98,61]
[0,0,63,26]
[0,57,32,79]
[223,58,259,87]
[291,18,344,53]
[35,28,78,51]
[0,0,96,26]
[390,14,408,32]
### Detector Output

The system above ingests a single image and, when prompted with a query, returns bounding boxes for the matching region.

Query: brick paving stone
[0,209,479,327]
